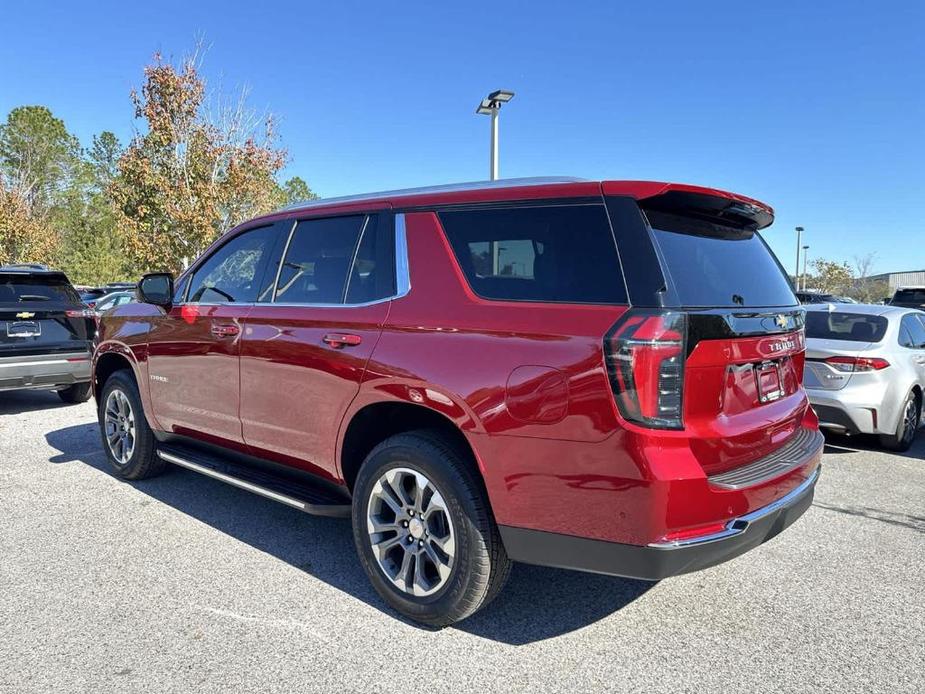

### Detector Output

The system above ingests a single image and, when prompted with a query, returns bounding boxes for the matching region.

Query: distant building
[869,269,925,291]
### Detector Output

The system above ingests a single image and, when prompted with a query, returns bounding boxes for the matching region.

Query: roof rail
[278,176,587,213]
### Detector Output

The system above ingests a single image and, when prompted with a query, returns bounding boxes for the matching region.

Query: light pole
[801,245,810,290]
[476,90,515,180]
[794,226,804,288]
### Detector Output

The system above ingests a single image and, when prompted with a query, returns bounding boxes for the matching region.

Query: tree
[54,131,128,285]
[280,175,317,205]
[852,253,890,303]
[810,258,853,295]
[0,106,80,212]
[110,50,286,274]
[0,174,59,265]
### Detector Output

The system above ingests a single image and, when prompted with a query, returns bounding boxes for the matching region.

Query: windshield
[805,311,888,342]
[646,211,797,308]
[0,273,80,304]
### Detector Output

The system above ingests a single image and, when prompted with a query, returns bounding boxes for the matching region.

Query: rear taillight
[825,356,890,372]
[605,309,687,429]
[66,309,95,318]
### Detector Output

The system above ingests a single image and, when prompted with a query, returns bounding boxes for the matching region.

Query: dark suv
[93,178,822,625]
[0,264,95,402]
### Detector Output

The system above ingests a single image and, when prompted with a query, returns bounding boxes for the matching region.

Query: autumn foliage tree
[110,51,287,274]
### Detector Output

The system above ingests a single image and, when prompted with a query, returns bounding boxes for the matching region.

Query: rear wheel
[57,382,91,404]
[351,430,511,627]
[98,370,165,480]
[880,390,920,452]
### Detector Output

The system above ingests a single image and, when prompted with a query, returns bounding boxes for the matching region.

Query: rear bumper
[0,351,92,391]
[499,466,819,581]
[806,386,889,435]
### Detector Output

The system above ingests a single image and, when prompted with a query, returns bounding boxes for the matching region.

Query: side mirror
[138,273,174,307]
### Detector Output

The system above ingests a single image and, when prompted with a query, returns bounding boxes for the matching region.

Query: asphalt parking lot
[1,390,923,693]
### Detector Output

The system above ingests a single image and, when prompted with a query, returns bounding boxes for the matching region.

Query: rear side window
[646,211,796,308]
[899,314,925,348]
[0,273,80,304]
[805,311,889,343]
[438,204,627,304]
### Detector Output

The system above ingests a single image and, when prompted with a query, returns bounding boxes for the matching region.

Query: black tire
[880,390,921,452]
[98,370,165,480]
[351,429,512,627]
[57,382,91,404]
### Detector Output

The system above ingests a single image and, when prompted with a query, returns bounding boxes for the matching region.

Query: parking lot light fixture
[475,90,515,180]
[802,245,810,291]
[795,226,804,286]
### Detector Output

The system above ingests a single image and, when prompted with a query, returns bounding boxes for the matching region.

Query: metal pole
[795,227,802,287]
[490,107,499,180]
[802,246,810,291]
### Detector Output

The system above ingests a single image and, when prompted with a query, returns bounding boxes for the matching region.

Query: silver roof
[277,176,587,213]
[803,303,919,318]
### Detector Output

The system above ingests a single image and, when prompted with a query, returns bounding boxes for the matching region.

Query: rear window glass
[0,273,80,304]
[893,289,925,304]
[438,204,627,304]
[805,311,889,343]
[646,211,796,308]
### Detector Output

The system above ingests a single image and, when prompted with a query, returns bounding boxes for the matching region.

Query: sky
[1,1,922,275]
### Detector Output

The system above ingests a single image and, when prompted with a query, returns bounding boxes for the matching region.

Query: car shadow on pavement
[821,430,925,459]
[45,422,651,644]
[0,389,72,416]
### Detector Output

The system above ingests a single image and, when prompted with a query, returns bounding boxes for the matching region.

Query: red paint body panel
[239,301,389,481]
[94,178,817,557]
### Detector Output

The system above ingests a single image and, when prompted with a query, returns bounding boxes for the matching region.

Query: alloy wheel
[104,389,136,465]
[366,467,456,597]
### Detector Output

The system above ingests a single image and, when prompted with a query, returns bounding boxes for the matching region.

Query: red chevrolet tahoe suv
[93,177,822,626]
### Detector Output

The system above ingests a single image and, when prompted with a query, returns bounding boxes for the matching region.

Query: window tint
[805,311,888,342]
[345,215,396,304]
[893,289,925,304]
[275,216,366,304]
[438,204,627,304]
[647,211,796,308]
[0,273,80,304]
[900,314,925,348]
[188,225,277,303]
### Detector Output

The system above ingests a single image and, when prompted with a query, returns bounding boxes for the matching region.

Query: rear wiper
[18,295,50,301]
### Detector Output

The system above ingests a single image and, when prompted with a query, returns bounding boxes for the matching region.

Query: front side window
[438,204,627,304]
[187,225,277,303]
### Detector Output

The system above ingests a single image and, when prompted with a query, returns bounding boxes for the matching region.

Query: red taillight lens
[605,309,687,429]
[825,356,890,372]
[66,309,95,318]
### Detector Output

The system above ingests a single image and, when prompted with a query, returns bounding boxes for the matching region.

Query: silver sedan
[803,304,925,451]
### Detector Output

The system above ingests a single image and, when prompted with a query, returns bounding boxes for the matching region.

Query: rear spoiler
[602,181,774,231]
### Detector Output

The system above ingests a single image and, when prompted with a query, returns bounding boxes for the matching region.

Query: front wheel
[351,430,511,627]
[880,390,921,452]
[98,370,165,480]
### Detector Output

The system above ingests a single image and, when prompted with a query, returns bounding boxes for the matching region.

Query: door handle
[323,333,362,348]
[211,323,240,338]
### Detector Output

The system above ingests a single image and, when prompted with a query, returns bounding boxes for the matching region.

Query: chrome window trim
[178,212,410,310]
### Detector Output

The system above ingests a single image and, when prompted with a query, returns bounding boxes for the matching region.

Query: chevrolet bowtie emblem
[775,314,788,329]
[15,312,35,319]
